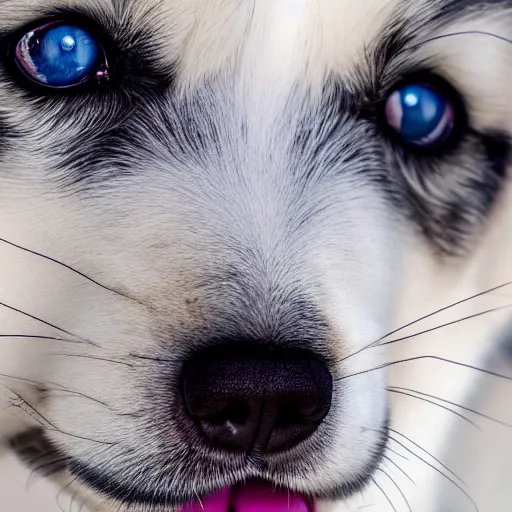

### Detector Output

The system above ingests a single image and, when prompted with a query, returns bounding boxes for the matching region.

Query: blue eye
[385,84,455,147]
[15,22,108,88]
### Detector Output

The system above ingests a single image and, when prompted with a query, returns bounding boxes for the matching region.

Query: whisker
[376,467,411,512]
[368,426,464,486]
[0,300,95,346]
[48,387,112,409]
[378,282,511,341]
[337,355,512,383]
[7,388,116,446]
[128,353,173,363]
[336,282,512,364]
[369,428,467,492]
[386,446,410,461]
[48,353,134,368]
[379,305,512,348]
[389,429,464,485]
[0,372,48,387]
[371,475,397,512]
[388,433,478,511]
[387,388,481,430]
[0,236,143,306]
[382,455,415,485]
[0,334,83,345]
[389,386,512,428]
[1,371,113,409]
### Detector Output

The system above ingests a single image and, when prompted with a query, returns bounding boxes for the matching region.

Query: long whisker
[378,282,512,343]
[389,386,512,428]
[128,353,173,364]
[0,334,84,344]
[387,388,481,430]
[0,372,51,387]
[379,305,512,348]
[0,300,95,346]
[7,388,116,446]
[386,446,410,461]
[337,355,512,383]
[368,426,464,487]
[371,475,397,512]
[382,455,415,485]
[336,283,512,364]
[48,387,113,409]
[376,467,411,512]
[0,372,112,409]
[388,433,478,511]
[48,353,134,368]
[0,236,143,306]
[389,429,464,486]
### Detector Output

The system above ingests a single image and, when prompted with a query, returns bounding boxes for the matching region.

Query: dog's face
[0,1,511,511]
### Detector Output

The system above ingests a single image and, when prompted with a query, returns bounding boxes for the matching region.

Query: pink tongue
[179,483,312,512]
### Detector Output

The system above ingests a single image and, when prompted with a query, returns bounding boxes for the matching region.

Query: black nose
[181,344,332,454]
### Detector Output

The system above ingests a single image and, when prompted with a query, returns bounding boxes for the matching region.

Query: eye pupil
[385,82,455,148]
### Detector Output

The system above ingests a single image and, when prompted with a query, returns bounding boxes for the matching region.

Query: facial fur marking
[0,1,511,511]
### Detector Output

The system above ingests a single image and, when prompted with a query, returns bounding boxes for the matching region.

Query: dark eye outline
[379,73,467,154]
[0,14,113,94]
[14,21,110,89]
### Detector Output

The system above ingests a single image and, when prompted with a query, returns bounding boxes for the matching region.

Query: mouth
[8,338,389,512]
[178,481,313,512]
[11,426,390,512]
[9,429,314,512]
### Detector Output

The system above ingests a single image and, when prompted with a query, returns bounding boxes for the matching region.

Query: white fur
[0,1,511,511]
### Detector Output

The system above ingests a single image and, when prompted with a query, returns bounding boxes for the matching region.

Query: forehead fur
[0,0,511,119]
[0,0,399,76]
[0,0,508,79]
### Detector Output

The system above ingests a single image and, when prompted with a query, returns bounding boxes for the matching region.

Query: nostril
[275,404,303,427]
[205,401,251,427]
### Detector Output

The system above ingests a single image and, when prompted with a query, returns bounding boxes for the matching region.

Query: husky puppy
[0,1,511,511]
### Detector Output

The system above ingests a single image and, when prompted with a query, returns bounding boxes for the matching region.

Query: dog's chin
[10,426,388,512]
[70,470,318,512]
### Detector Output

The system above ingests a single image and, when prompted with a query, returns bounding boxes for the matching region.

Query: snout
[182,344,333,454]
[32,276,388,511]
